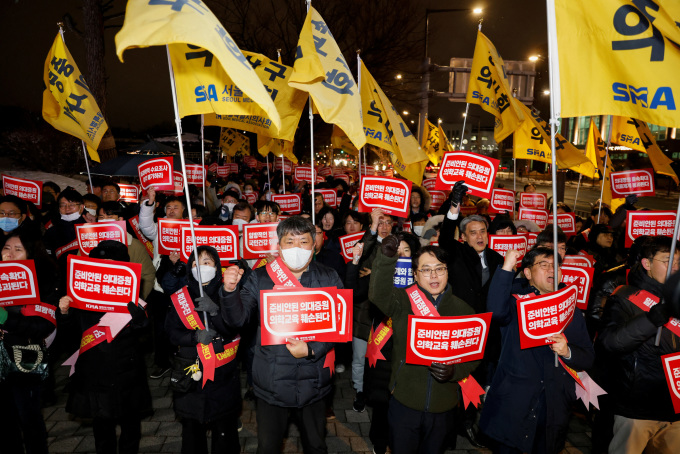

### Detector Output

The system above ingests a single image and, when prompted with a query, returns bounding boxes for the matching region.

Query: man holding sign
[479,247,594,454]
[220,217,343,454]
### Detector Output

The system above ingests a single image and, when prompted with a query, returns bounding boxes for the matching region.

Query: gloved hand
[195,295,219,316]
[428,362,455,382]
[381,234,400,258]
[450,180,469,207]
[625,194,638,208]
[195,328,218,345]
[127,302,147,326]
[647,302,671,327]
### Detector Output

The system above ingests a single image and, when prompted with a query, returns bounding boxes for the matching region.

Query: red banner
[460,206,477,216]
[662,352,680,414]
[185,165,206,185]
[180,225,239,262]
[435,151,498,198]
[517,285,578,349]
[333,173,350,184]
[519,232,539,250]
[260,287,348,345]
[208,162,218,173]
[489,188,515,213]
[67,255,141,313]
[271,194,302,215]
[0,260,41,306]
[611,169,655,198]
[560,266,594,310]
[274,159,293,173]
[76,221,128,256]
[315,189,337,208]
[422,178,437,191]
[224,163,239,174]
[405,313,492,366]
[118,184,140,203]
[358,165,374,176]
[294,166,317,183]
[429,190,447,211]
[519,192,547,210]
[358,176,412,218]
[138,157,173,191]
[216,166,228,177]
[519,208,549,229]
[243,223,279,259]
[338,231,364,263]
[244,191,258,205]
[318,166,332,177]
[128,216,153,258]
[157,219,199,255]
[165,171,185,196]
[243,156,257,168]
[626,211,677,247]
[548,213,577,235]
[563,254,594,268]
[488,235,528,260]
[2,175,42,209]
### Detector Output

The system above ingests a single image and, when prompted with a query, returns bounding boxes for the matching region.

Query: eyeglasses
[417,266,447,277]
[652,258,680,268]
[258,211,276,217]
[532,261,556,271]
[0,211,20,218]
[59,202,81,209]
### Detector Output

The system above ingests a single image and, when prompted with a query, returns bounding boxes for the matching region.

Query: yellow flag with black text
[551,0,680,127]
[466,30,524,142]
[115,0,280,130]
[331,125,359,156]
[42,33,108,151]
[629,118,679,184]
[568,119,599,179]
[219,128,248,157]
[610,116,646,152]
[258,136,297,164]
[289,7,365,150]
[588,119,615,206]
[420,119,447,166]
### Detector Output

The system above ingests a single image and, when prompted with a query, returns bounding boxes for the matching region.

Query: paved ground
[43,355,595,453]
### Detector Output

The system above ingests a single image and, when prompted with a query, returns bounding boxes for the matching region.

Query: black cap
[89,240,130,262]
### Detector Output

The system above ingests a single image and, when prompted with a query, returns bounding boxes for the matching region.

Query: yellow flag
[174,49,306,141]
[42,33,108,150]
[629,118,679,184]
[466,30,524,142]
[219,128,248,157]
[420,119,445,166]
[569,119,599,179]
[512,99,591,170]
[610,116,646,152]
[115,0,280,130]
[552,0,680,127]
[438,124,453,152]
[331,125,359,155]
[289,7,365,150]
[258,136,297,164]
[86,145,101,163]
[360,65,395,153]
[588,119,615,206]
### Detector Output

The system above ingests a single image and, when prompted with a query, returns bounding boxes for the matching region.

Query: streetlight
[403,110,409,116]
[396,74,403,80]
[543,89,550,96]
[529,55,540,62]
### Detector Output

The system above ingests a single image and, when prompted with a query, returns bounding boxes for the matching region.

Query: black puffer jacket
[597,264,680,422]
[165,246,242,424]
[220,260,343,408]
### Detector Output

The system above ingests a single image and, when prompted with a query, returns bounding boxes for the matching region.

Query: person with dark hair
[58,241,152,454]
[83,193,102,223]
[585,224,625,276]
[488,215,517,235]
[535,225,569,259]
[480,247,594,454]
[219,216,343,454]
[313,192,328,216]
[341,211,365,235]
[101,181,122,203]
[165,246,243,454]
[253,200,281,223]
[410,213,428,238]
[367,238,479,453]
[524,183,536,193]
[217,188,241,222]
[0,194,39,239]
[86,177,105,198]
[230,201,254,231]
[317,206,340,236]
[408,186,432,218]
[43,181,61,201]
[597,236,680,453]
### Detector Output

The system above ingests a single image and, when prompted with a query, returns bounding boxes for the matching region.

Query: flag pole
[200,114,206,206]
[308,98,315,225]
[281,155,285,193]
[574,173,582,209]
[80,141,94,193]
[357,51,362,184]
[165,45,206,309]
[597,116,614,223]
[266,154,271,200]
[655,192,680,345]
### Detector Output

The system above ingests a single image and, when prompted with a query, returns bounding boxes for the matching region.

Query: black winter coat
[597,265,680,422]
[220,260,342,408]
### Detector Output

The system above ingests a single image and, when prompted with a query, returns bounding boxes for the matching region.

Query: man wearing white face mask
[217,189,241,223]
[219,216,344,454]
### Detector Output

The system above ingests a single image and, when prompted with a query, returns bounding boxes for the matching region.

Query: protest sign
[76,221,128,256]
[216,166,228,177]
[626,211,676,247]
[435,151,498,198]
[393,258,415,288]
[208,163,218,173]
[519,208,549,229]
[294,166,316,183]
[610,169,655,198]
[405,312,492,366]
[180,225,239,262]
[185,164,206,185]
[244,191,258,205]
[243,156,257,168]
[118,184,140,203]
[2,175,42,209]
[489,188,515,213]
[563,254,594,268]
[242,223,279,259]
[272,194,302,215]
[315,189,338,208]
[157,219,199,255]
[338,231,364,263]
[547,213,577,235]
[519,232,539,250]
[662,352,680,414]
[274,159,293,173]
[0,260,41,307]
[520,192,547,210]
[422,178,437,191]
[560,266,594,310]
[318,166,333,177]
[128,215,153,258]
[334,173,350,184]
[516,285,578,349]
[429,191,447,211]
[67,255,141,313]
[358,176,412,218]
[138,157,173,191]
[488,235,528,259]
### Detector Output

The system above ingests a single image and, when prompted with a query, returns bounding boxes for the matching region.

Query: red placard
[402,221,412,233]
[611,169,655,198]
[138,157,173,191]
[185,164,206,185]
[242,223,279,259]
[67,255,141,313]
[662,352,680,414]
[165,171,185,196]
[318,166,332,177]
[334,173,350,184]
[519,192,547,210]
[405,313,492,366]
[2,175,43,209]
[294,166,317,183]
[358,165,375,176]
[547,213,576,235]
[274,159,293,173]
[243,156,257,168]
[626,211,677,247]
[563,254,594,268]
[180,225,239,262]
[422,178,437,191]
[216,166,228,177]
[519,208,549,229]
[517,285,578,349]
[335,289,353,342]
[315,189,337,208]
[0,260,41,306]
[488,235,528,260]
[435,151,498,197]
[489,188,515,213]
[260,287,347,345]
[75,221,129,256]
[244,191,258,205]
[118,184,140,203]
[382,169,394,178]
[157,219,199,255]
[520,232,539,250]
[224,163,239,174]
[460,206,477,217]
[208,162,218,173]
[272,194,302,215]
[358,176,412,218]
[128,216,153,258]
[338,231,364,263]
[429,191,447,211]
[560,266,594,310]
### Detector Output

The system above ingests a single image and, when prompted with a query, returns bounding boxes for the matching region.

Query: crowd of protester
[0,162,678,454]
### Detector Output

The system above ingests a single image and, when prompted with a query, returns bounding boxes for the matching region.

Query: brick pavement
[43,357,594,453]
